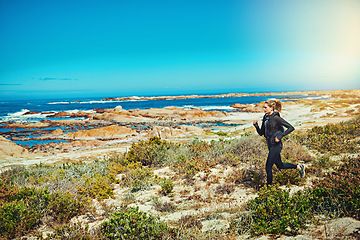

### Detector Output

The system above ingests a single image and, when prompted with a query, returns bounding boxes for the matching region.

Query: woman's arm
[253,119,265,136]
[274,115,294,140]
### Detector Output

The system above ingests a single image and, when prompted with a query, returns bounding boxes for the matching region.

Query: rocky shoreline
[1,89,360,169]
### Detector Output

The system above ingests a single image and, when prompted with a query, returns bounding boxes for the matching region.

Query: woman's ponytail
[273,100,282,112]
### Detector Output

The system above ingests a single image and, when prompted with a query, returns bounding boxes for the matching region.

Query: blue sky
[1,0,360,99]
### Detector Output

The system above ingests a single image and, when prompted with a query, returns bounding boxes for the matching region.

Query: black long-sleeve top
[253,111,295,144]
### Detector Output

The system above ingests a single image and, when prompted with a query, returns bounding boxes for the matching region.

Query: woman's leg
[266,144,282,185]
[274,150,297,170]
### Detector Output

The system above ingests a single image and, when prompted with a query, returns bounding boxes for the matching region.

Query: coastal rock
[70,111,95,119]
[143,125,203,139]
[4,122,51,129]
[47,111,71,118]
[94,108,113,113]
[52,129,64,135]
[23,111,41,115]
[90,106,228,123]
[0,136,30,157]
[230,103,248,109]
[67,125,137,139]
[239,103,263,113]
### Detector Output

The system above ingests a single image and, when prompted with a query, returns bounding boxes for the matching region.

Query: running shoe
[299,164,305,178]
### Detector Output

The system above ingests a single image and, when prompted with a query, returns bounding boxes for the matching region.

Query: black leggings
[266,143,297,185]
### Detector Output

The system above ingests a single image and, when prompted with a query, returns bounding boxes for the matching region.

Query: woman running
[253,100,305,185]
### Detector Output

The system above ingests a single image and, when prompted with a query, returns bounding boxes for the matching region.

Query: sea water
[0,93,326,146]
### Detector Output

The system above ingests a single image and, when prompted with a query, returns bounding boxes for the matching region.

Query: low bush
[126,136,172,167]
[40,222,98,240]
[101,207,176,239]
[172,155,210,180]
[310,156,360,220]
[0,159,120,201]
[120,164,154,192]
[246,185,312,236]
[159,178,174,195]
[229,211,253,235]
[0,180,49,239]
[77,173,115,199]
[296,116,360,154]
[273,167,304,186]
[0,199,42,239]
[47,191,87,224]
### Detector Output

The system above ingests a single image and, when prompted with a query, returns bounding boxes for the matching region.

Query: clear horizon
[1,0,360,100]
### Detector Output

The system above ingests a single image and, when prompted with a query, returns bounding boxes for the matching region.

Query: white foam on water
[48,101,70,105]
[0,109,47,123]
[182,105,198,109]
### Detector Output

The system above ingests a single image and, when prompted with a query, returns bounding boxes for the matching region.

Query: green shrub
[77,173,115,199]
[0,160,119,201]
[226,135,268,164]
[310,157,360,220]
[0,200,42,239]
[229,211,253,235]
[121,165,154,192]
[41,222,98,240]
[311,154,335,170]
[296,116,360,154]
[0,180,49,239]
[48,191,87,224]
[172,156,210,180]
[126,136,171,166]
[247,185,312,236]
[159,178,174,195]
[273,167,303,186]
[101,207,176,239]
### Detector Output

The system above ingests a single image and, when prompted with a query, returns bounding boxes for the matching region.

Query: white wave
[65,109,95,114]
[48,101,70,104]
[0,109,48,123]
[10,109,30,116]
[182,105,198,109]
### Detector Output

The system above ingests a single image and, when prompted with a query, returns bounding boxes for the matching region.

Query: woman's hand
[253,120,258,125]
[275,137,280,142]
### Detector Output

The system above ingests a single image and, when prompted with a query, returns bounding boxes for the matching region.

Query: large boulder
[67,125,137,139]
[0,136,30,157]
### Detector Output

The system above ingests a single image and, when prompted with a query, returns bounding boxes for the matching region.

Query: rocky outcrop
[0,136,30,157]
[52,129,64,135]
[3,122,51,129]
[92,107,228,123]
[231,103,263,112]
[47,111,71,118]
[67,125,137,139]
[143,125,204,139]
[230,103,248,109]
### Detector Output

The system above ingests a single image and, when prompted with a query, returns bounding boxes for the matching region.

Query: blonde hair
[265,100,282,112]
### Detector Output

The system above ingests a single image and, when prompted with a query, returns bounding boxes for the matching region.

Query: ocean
[0,93,323,147]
